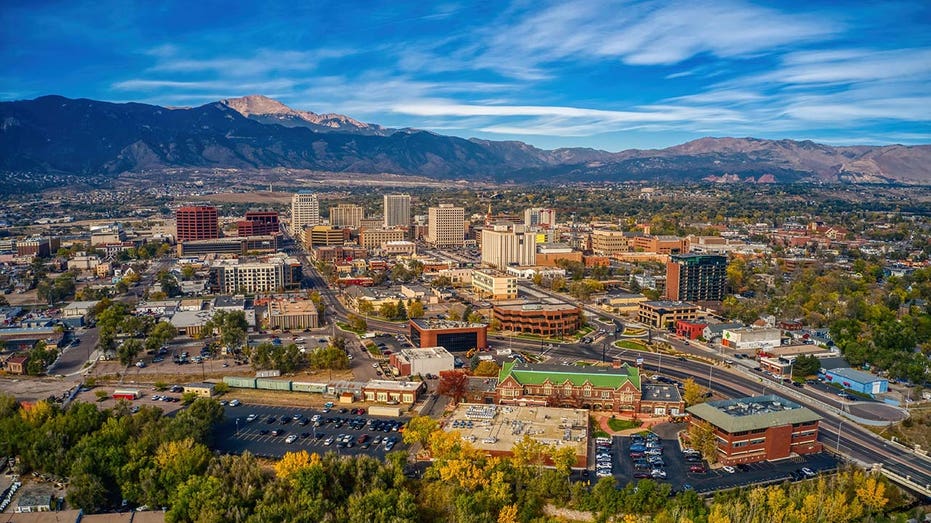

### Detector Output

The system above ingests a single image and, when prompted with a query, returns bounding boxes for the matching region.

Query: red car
[689,465,706,473]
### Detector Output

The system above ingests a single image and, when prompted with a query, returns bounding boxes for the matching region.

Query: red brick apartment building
[686,395,821,465]
[176,206,219,242]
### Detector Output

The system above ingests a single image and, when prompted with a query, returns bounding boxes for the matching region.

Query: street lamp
[836,419,843,453]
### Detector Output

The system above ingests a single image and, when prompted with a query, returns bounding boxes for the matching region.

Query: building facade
[665,254,728,302]
[472,270,518,300]
[210,258,300,294]
[329,203,364,229]
[591,230,632,255]
[493,302,582,337]
[409,319,488,352]
[291,192,320,236]
[721,327,782,350]
[390,346,455,376]
[481,224,536,269]
[821,367,888,396]
[362,380,426,404]
[237,211,280,236]
[175,206,219,242]
[265,299,319,330]
[495,361,683,414]
[427,204,465,247]
[686,395,822,465]
[638,301,700,329]
[176,235,277,256]
[383,194,411,227]
[524,207,556,228]
[306,225,350,247]
[359,228,407,250]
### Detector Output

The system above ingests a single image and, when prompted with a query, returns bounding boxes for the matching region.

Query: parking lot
[214,403,407,460]
[606,423,840,494]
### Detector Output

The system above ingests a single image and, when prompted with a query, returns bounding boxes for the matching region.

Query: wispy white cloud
[476,0,841,74]
[147,47,354,76]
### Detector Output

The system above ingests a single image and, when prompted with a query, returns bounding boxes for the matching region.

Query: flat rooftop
[267,299,318,316]
[411,318,486,330]
[687,394,821,433]
[398,347,452,360]
[444,403,588,463]
[494,302,580,312]
[825,367,885,384]
[364,380,423,391]
[641,301,698,310]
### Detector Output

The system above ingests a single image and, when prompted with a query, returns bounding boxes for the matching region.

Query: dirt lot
[204,191,294,205]
[0,375,77,403]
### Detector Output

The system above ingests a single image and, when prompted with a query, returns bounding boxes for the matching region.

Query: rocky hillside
[1,95,930,192]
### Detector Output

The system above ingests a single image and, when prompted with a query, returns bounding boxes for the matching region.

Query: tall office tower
[524,207,557,228]
[383,194,411,227]
[176,206,219,242]
[481,224,536,269]
[237,211,280,236]
[427,204,465,247]
[328,203,364,229]
[290,192,320,236]
[665,254,728,302]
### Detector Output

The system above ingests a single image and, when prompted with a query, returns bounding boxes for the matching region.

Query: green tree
[357,300,375,316]
[792,354,822,377]
[117,339,144,366]
[682,378,708,407]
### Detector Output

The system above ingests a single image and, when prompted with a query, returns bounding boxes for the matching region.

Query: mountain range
[2,94,930,192]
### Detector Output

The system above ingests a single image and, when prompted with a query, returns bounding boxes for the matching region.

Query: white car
[285,434,298,444]
[246,414,257,422]
[372,363,380,368]
[722,465,736,474]
[229,399,241,407]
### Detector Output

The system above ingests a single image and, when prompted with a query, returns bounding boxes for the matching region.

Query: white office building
[291,192,320,236]
[481,224,536,269]
[524,208,556,228]
[427,204,465,247]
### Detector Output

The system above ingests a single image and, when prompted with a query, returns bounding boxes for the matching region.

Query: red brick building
[675,320,707,340]
[686,395,821,465]
[495,361,685,415]
[409,319,487,352]
[237,211,280,236]
[493,302,582,337]
[176,206,219,242]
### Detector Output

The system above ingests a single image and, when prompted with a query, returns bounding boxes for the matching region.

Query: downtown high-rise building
[383,194,411,227]
[481,224,536,269]
[524,207,556,228]
[665,254,728,302]
[176,206,219,242]
[329,203,363,229]
[427,204,465,247]
[290,192,320,236]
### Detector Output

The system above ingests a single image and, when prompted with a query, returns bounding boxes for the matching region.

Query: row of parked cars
[629,432,668,480]
[595,437,614,477]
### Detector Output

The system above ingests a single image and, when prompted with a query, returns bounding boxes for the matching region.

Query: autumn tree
[688,419,718,464]
[682,378,708,407]
[437,370,470,405]
[408,300,425,319]
[402,416,440,449]
[473,360,501,377]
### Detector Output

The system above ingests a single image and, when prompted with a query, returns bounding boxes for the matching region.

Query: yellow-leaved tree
[274,450,320,479]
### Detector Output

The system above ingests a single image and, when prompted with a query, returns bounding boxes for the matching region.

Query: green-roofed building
[686,395,822,465]
[495,361,685,414]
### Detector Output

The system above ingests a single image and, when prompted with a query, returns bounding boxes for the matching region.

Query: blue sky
[2,0,930,151]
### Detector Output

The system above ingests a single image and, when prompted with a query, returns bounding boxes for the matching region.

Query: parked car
[722,465,736,474]
[689,464,706,473]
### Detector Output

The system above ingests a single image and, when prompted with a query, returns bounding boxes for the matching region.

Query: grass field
[607,418,643,431]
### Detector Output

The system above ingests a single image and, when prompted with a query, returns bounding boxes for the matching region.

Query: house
[5,354,28,374]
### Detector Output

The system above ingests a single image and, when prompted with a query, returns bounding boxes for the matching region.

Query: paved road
[48,326,99,378]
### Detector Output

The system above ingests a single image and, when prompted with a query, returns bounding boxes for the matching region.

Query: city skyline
[2,1,929,151]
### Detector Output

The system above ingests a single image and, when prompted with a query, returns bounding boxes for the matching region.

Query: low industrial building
[638,301,700,329]
[492,301,582,337]
[686,395,822,465]
[443,403,589,468]
[598,292,648,315]
[821,367,888,396]
[409,318,488,352]
[184,382,217,397]
[390,346,455,377]
[264,299,319,330]
[361,380,426,404]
